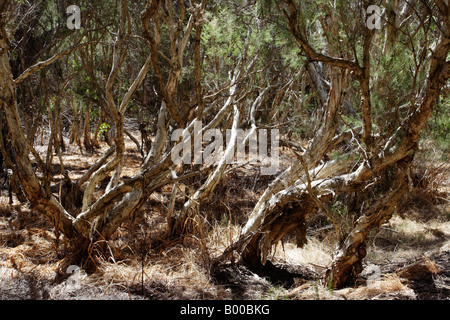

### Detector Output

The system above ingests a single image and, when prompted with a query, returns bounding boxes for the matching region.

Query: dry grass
[0,131,449,300]
[288,273,416,300]
[336,274,416,300]
[1,186,449,300]
[272,238,333,272]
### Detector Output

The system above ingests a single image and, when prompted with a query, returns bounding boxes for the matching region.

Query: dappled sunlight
[0,0,448,302]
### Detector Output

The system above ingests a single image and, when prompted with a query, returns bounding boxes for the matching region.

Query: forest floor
[0,128,449,300]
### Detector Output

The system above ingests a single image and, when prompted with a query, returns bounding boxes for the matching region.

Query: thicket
[0,0,448,289]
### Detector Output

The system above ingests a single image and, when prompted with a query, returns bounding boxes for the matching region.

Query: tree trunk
[69,95,82,151]
[168,66,241,236]
[325,158,411,288]
[237,69,348,265]
[83,104,93,153]
[215,0,450,288]
[1,39,90,259]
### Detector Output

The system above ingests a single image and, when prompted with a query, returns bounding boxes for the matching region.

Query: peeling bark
[231,0,450,289]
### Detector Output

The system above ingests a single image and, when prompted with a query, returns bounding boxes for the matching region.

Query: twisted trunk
[239,70,348,265]
[232,0,449,289]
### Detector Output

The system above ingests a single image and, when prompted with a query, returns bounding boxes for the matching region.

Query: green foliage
[201,5,256,80]
[70,59,81,72]
[330,150,344,161]
[98,123,111,138]
[9,0,447,159]
[341,115,362,128]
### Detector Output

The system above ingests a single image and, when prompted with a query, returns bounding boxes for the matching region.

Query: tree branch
[284,0,363,77]
[13,42,93,85]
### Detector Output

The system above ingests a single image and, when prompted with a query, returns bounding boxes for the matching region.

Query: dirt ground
[0,133,449,300]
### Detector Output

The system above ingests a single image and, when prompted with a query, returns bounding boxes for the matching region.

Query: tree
[0,0,207,267]
[0,0,447,290]
[1,0,263,269]
[224,0,449,288]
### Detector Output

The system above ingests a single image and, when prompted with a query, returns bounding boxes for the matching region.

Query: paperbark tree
[225,0,449,289]
[0,0,447,287]
[0,0,208,267]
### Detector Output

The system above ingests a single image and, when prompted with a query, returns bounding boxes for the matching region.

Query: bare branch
[13,42,93,85]
[284,0,363,77]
